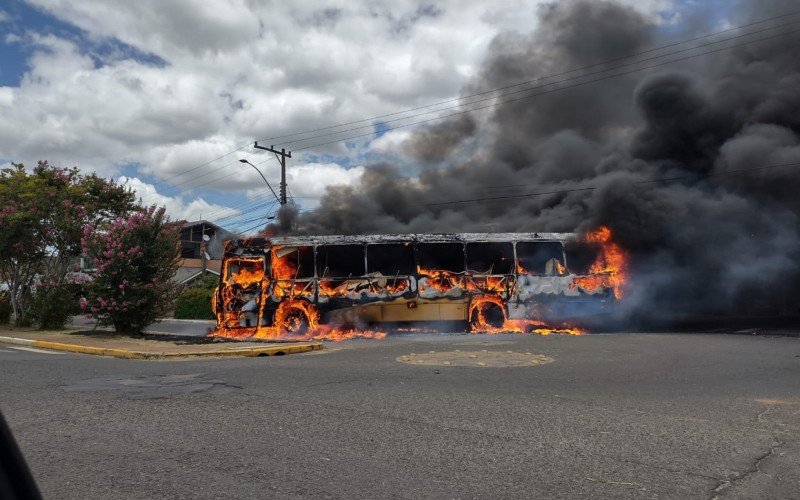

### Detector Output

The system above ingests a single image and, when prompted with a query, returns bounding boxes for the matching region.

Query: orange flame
[230,266,263,286]
[380,279,409,295]
[212,297,387,342]
[271,246,297,280]
[215,258,267,329]
[211,233,627,342]
[465,275,507,293]
[417,266,462,293]
[272,246,314,299]
[571,226,628,299]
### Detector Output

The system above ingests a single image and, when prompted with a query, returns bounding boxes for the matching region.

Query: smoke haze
[287,0,800,318]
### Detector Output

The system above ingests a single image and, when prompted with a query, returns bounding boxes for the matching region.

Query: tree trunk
[5,259,38,327]
[9,265,24,326]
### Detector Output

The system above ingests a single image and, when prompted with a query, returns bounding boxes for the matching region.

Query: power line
[134,12,800,218]
[421,161,800,207]
[256,10,800,145]
[227,212,278,237]
[272,18,800,150]
[188,189,277,220]
[165,23,800,203]
[136,11,800,204]
[146,143,251,189]
[246,158,800,233]
[135,154,276,204]
[212,199,278,223]
[291,27,800,153]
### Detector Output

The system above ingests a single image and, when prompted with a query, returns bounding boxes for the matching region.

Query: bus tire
[469,298,506,330]
[281,308,310,335]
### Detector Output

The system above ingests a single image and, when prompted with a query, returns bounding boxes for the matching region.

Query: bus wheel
[281,308,310,335]
[469,298,506,331]
[276,301,317,335]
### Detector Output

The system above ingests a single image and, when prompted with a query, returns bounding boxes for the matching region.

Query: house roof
[180,220,231,234]
[174,267,220,285]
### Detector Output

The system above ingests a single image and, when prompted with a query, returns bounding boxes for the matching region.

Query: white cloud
[285,162,365,208]
[0,10,9,23]
[120,176,239,222]
[0,87,13,107]
[370,129,414,156]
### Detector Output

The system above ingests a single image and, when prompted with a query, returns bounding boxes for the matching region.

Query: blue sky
[1,1,163,86]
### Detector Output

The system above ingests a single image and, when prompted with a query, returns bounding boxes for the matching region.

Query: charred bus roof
[225,232,579,252]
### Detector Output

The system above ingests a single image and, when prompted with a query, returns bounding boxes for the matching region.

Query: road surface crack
[708,440,785,499]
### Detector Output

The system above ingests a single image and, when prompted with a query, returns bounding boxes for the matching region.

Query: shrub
[173,287,215,320]
[32,284,78,330]
[195,274,219,291]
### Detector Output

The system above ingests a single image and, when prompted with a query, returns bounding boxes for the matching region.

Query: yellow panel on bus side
[438,302,467,321]
[381,303,434,321]
[380,302,468,321]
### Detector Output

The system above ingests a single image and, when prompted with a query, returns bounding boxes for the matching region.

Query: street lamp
[239,159,281,205]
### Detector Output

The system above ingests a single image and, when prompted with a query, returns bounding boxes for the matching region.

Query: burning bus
[210,228,626,340]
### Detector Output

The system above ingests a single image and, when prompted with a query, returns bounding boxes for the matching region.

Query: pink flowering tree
[81,206,182,335]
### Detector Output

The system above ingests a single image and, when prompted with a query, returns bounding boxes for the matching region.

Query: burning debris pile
[291,0,800,323]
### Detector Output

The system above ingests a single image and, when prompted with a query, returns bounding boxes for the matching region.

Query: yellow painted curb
[2,337,323,359]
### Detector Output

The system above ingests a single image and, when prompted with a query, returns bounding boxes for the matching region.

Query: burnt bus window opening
[316,244,366,277]
[367,243,416,275]
[516,242,565,275]
[272,246,315,279]
[416,243,465,272]
[466,242,515,274]
[564,241,601,275]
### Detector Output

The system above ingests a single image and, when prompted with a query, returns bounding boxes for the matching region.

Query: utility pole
[253,142,291,205]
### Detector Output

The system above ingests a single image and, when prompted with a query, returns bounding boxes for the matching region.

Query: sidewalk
[0,329,323,359]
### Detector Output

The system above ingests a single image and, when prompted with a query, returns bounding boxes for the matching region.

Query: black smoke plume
[295,0,800,319]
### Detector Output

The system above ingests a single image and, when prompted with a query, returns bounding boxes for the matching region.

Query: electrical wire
[256,10,800,144]
[149,23,800,206]
[135,12,800,218]
[421,160,800,207]
[136,11,800,203]
[291,28,800,153]
[272,18,800,150]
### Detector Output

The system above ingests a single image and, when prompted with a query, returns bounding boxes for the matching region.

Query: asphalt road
[1,333,799,499]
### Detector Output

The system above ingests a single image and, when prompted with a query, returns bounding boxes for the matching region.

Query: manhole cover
[396,350,553,367]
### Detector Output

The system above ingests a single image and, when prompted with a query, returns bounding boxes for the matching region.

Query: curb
[0,335,323,359]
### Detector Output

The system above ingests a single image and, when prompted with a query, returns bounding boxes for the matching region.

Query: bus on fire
[211,230,625,339]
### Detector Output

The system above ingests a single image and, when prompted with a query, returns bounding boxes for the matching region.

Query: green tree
[0,164,50,325]
[81,206,182,335]
[0,162,135,327]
